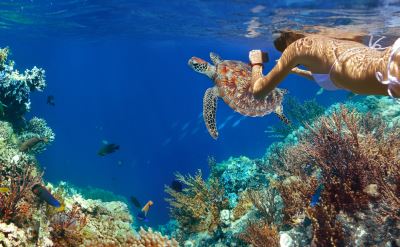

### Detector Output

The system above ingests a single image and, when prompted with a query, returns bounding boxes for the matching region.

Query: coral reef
[0,48,46,126]
[268,96,325,138]
[164,97,400,246]
[165,170,228,234]
[0,46,183,247]
[238,221,279,247]
[130,227,179,247]
[18,117,55,154]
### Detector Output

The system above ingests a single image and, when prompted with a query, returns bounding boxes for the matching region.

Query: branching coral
[49,204,87,246]
[265,105,400,245]
[231,190,253,220]
[165,170,229,234]
[0,163,41,224]
[248,187,283,226]
[238,221,279,247]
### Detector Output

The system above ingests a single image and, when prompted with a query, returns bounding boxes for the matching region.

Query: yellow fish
[0,187,9,193]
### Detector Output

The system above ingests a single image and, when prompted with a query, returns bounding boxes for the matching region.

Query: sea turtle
[188,52,289,139]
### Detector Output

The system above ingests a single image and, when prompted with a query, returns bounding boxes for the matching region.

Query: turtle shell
[214,60,285,117]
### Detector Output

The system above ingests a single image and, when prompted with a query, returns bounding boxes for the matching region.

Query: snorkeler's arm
[249,50,266,82]
[252,49,299,98]
[290,67,314,81]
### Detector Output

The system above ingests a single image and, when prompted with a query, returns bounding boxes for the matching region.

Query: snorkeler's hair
[273,30,306,53]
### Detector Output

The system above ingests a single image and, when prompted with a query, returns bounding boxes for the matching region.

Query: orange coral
[238,221,279,247]
[232,190,253,220]
[165,170,228,233]
[129,227,178,247]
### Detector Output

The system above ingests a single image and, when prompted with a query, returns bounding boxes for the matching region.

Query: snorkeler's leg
[290,67,314,81]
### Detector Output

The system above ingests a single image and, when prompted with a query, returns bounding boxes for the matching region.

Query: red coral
[50,204,88,246]
[0,164,41,223]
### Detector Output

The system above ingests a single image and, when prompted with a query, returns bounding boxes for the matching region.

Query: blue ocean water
[0,0,397,227]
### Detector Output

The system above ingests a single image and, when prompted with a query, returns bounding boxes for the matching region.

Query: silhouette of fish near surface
[98,141,120,156]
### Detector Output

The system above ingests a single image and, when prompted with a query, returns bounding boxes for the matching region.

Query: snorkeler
[249,31,400,99]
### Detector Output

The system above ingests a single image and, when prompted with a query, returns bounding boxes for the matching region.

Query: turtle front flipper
[203,87,219,139]
[274,105,290,125]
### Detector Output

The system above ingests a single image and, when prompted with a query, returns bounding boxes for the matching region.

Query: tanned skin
[249,34,400,98]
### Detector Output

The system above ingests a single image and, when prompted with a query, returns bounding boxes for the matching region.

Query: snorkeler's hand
[249,50,264,65]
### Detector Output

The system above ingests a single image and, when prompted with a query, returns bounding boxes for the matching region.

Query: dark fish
[310,184,324,207]
[19,137,48,152]
[98,143,119,156]
[130,196,141,209]
[32,184,61,207]
[47,95,55,106]
[170,180,183,192]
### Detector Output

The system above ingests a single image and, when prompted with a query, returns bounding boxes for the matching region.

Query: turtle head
[188,57,215,79]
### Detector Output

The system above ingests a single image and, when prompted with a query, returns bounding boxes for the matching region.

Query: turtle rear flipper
[274,105,290,125]
[203,87,219,139]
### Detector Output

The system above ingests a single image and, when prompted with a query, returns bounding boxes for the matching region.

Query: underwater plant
[165,170,228,234]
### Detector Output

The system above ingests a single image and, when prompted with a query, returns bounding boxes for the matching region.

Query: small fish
[232,116,246,128]
[0,187,9,193]
[47,95,55,106]
[32,184,61,207]
[0,101,7,117]
[130,196,142,209]
[170,180,183,192]
[181,121,190,131]
[19,137,49,152]
[316,88,324,96]
[347,92,357,99]
[310,184,324,207]
[98,143,119,156]
[137,200,153,222]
